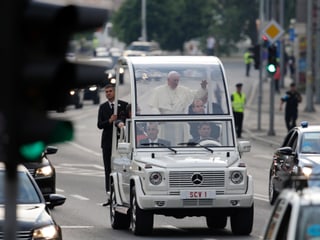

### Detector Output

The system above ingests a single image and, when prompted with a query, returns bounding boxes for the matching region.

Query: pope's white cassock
[149,84,207,145]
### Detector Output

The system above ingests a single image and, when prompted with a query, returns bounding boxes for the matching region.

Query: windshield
[135,120,234,148]
[296,205,320,240]
[300,132,320,154]
[133,62,229,116]
[0,171,41,204]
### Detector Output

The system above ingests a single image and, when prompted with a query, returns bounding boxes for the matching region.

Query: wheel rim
[110,190,116,223]
[269,178,274,201]
[131,195,137,231]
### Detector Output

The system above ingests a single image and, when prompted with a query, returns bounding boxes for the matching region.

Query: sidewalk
[242,67,320,147]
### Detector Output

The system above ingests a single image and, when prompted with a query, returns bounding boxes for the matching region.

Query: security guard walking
[231,83,246,138]
[244,48,253,77]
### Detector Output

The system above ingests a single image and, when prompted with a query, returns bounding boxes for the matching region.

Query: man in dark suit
[97,84,128,206]
[139,122,170,147]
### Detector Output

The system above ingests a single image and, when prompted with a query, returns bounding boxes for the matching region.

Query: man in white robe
[150,71,208,114]
[149,71,208,144]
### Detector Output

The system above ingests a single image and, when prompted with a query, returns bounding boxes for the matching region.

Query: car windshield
[128,45,152,52]
[135,119,235,148]
[0,171,41,204]
[296,205,320,240]
[300,132,320,154]
[133,61,229,116]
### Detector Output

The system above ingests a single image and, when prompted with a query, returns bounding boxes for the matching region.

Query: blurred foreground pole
[315,0,320,104]
[305,0,315,112]
[1,1,108,239]
[1,0,22,239]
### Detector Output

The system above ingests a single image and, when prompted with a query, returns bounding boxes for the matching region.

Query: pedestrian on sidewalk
[279,82,302,131]
[243,48,253,77]
[231,83,246,138]
[274,65,281,94]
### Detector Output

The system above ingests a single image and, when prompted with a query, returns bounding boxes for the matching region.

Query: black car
[83,85,100,105]
[23,146,57,202]
[57,89,83,113]
[0,163,65,239]
[269,121,320,205]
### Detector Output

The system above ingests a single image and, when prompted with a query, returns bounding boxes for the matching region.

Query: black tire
[130,186,153,236]
[269,175,279,205]
[93,96,100,105]
[110,183,130,229]
[230,204,254,235]
[206,215,227,229]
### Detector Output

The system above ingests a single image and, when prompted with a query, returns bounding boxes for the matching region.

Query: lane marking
[70,194,90,200]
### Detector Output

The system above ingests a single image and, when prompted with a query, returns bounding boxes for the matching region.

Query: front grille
[0,230,32,240]
[169,171,225,188]
[183,199,214,206]
[169,190,225,195]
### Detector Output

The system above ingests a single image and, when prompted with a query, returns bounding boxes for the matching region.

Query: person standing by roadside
[274,65,281,94]
[206,35,216,56]
[279,82,302,131]
[231,83,246,138]
[243,48,253,77]
[97,84,128,206]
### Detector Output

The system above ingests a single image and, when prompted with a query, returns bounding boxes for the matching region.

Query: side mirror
[238,140,251,153]
[46,193,66,208]
[44,146,58,155]
[277,146,294,155]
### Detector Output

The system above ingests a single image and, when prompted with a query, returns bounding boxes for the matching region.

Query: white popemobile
[108,56,254,236]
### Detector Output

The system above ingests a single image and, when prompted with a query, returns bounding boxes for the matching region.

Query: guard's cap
[236,83,243,87]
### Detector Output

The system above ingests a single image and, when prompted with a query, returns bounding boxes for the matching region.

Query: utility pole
[141,0,147,41]
[315,0,320,104]
[279,0,285,89]
[305,0,315,112]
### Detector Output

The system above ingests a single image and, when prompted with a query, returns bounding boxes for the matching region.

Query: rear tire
[230,204,254,235]
[110,183,130,229]
[130,186,153,235]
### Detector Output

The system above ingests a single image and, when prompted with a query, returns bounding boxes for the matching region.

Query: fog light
[155,201,165,207]
[230,200,239,206]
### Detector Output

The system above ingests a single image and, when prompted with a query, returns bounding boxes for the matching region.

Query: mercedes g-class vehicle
[109,56,253,236]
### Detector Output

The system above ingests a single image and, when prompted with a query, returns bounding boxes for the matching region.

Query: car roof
[281,187,320,206]
[125,55,223,66]
[0,162,28,172]
[295,123,320,133]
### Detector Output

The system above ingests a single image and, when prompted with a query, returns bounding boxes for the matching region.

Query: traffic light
[266,45,277,74]
[5,1,108,164]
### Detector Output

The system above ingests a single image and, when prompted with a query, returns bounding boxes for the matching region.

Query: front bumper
[135,175,254,211]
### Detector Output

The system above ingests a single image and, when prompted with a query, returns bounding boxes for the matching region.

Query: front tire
[206,215,227,229]
[110,183,130,229]
[269,175,279,205]
[230,204,254,235]
[130,186,153,235]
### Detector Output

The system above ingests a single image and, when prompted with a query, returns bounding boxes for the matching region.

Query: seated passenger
[189,122,220,143]
[139,122,170,146]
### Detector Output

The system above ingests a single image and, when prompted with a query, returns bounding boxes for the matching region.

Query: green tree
[111,0,259,55]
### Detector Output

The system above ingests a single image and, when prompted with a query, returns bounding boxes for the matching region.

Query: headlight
[149,172,162,185]
[69,90,76,95]
[33,225,60,239]
[230,171,243,184]
[35,166,53,177]
[302,166,312,177]
[89,86,97,91]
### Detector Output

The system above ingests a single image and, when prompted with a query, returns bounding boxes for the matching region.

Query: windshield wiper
[140,143,177,154]
[178,142,214,153]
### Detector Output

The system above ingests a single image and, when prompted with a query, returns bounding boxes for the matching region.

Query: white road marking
[70,194,90,200]
[61,226,94,229]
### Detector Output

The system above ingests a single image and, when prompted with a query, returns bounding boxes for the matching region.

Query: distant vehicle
[123,41,162,57]
[83,85,100,104]
[263,186,320,240]
[0,163,65,239]
[23,146,58,204]
[269,121,320,205]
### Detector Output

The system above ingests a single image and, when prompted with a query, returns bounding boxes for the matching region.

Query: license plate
[180,190,216,199]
